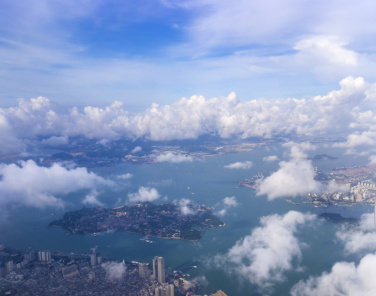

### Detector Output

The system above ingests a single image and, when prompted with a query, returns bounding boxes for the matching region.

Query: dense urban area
[0,244,227,296]
[241,158,376,207]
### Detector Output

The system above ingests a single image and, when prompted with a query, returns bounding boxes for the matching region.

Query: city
[0,244,227,296]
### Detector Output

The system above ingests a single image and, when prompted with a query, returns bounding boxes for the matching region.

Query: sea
[0,142,373,295]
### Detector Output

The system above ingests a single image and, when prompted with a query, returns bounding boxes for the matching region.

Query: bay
[0,143,373,295]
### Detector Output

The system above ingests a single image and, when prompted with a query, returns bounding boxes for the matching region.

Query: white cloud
[257,144,321,200]
[147,179,173,187]
[369,155,376,165]
[294,36,358,66]
[0,76,375,151]
[104,262,126,281]
[131,146,142,153]
[224,161,253,169]
[290,253,376,296]
[263,155,278,162]
[155,152,193,163]
[117,173,133,180]
[82,190,104,207]
[334,131,376,149]
[176,198,195,215]
[0,160,113,212]
[128,186,160,202]
[223,196,238,207]
[217,196,238,216]
[215,211,316,291]
[336,213,376,254]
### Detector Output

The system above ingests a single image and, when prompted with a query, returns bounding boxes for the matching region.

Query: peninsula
[49,202,224,241]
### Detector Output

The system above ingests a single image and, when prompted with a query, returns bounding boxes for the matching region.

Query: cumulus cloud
[155,152,193,163]
[0,76,374,151]
[128,186,160,202]
[215,211,316,291]
[257,144,321,200]
[224,160,253,169]
[104,262,126,281]
[290,253,376,296]
[82,190,104,207]
[0,113,25,155]
[131,146,142,153]
[0,160,113,212]
[336,213,376,254]
[294,36,358,66]
[334,131,376,150]
[223,196,238,207]
[176,198,195,215]
[263,155,278,162]
[217,196,238,216]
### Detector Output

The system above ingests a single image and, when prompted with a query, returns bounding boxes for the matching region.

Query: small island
[318,213,358,225]
[49,202,224,241]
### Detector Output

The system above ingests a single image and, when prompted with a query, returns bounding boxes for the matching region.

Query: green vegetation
[49,202,224,241]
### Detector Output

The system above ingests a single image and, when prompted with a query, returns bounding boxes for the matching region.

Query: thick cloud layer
[0,160,112,211]
[215,211,315,291]
[1,76,376,155]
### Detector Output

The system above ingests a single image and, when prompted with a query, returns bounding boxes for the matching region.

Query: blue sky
[1,0,376,108]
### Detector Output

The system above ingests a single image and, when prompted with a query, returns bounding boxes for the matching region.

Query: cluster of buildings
[308,180,376,206]
[0,244,225,295]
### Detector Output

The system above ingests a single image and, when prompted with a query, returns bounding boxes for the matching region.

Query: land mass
[318,213,358,225]
[49,202,224,241]
[308,154,337,161]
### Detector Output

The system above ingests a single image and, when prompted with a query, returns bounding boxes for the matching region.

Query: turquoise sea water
[0,144,373,295]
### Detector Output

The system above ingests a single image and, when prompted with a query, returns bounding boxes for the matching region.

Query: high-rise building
[155,284,174,296]
[139,263,149,278]
[90,253,97,267]
[152,256,165,283]
[157,257,165,284]
[37,251,51,263]
[152,256,158,280]
[24,250,36,263]
[97,254,102,265]
[6,260,13,273]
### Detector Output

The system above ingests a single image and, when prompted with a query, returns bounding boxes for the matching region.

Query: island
[318,213,358,225]
[49,202,225,241]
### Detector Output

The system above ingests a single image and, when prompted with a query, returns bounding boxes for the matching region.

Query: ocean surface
[0,143,373,295]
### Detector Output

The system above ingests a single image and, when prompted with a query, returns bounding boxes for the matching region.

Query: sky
[2,3,376,294]
[1,0,376,109]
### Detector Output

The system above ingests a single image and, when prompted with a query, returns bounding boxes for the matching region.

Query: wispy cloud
[155,152,193,163]
[224,161,253,169]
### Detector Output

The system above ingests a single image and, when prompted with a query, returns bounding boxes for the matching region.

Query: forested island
[49,202,224,241]
[319,213,358,225]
